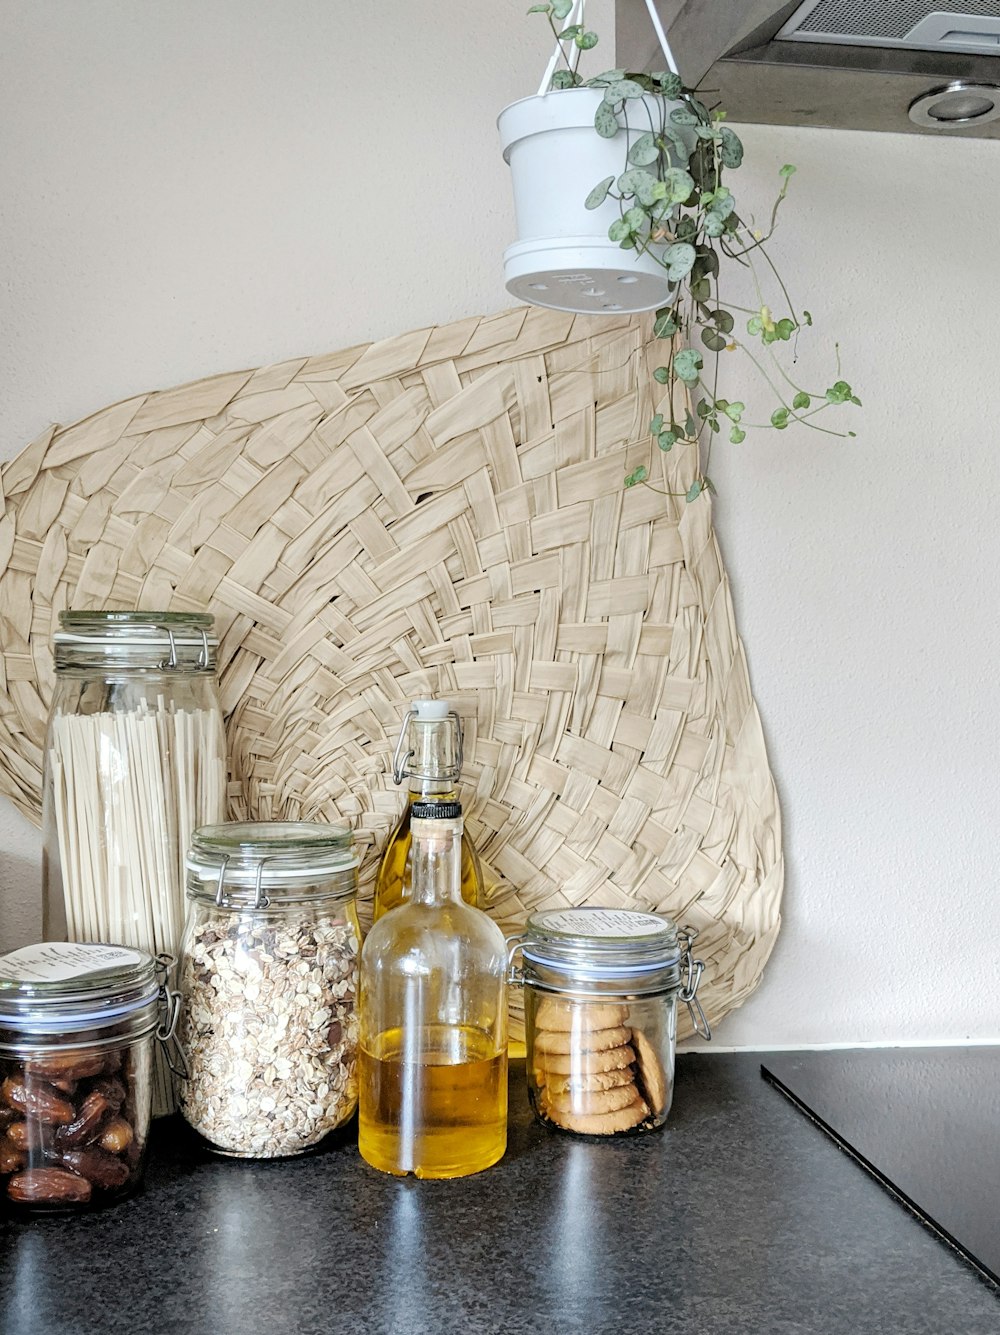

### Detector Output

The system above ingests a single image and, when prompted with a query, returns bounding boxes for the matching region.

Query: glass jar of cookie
[509,908,710,1138]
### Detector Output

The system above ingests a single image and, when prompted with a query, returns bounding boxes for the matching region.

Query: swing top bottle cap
[411,801,462,820]
[411,699,451,720]
[393,700,463,786]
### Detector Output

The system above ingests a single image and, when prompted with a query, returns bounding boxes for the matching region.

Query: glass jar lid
[518,907,684,996]
[186,821,359,909]
[54,610,218,673]
[0,942,161,1048]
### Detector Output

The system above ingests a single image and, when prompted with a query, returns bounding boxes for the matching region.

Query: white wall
[2,1,998,1046]
[705,120,1000,1046]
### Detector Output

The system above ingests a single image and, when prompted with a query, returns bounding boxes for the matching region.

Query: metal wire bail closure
[159,624,179,671]
[154,954,189,1079]
[450,709,464,776]
[505,932,527,986]
[678,926,711,1040]
[209,852,273,910]
[390,705,464,785]
[213,854,231,907]
[391,707,418,785]
[251,857,272,911]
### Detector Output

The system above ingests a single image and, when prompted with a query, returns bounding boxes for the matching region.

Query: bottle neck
[400,716,461,789]
[409,818,463,908]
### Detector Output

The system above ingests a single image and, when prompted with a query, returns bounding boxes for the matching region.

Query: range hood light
[908,81,1000,128]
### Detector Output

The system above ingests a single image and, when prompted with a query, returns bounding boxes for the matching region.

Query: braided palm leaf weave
[0,306,782,1037]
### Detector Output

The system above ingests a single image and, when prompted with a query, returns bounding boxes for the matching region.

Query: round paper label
[0,942,146,984]
[538,909,667,938]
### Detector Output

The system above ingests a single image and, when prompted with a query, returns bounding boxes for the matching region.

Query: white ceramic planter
[497,87,681,315]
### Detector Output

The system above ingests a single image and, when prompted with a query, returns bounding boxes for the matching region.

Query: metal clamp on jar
[0,941,175,1211]
[508,907,710,1137]
[178,821,361,1159]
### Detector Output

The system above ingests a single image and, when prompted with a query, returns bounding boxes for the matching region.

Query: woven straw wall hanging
[0,306,782,1038]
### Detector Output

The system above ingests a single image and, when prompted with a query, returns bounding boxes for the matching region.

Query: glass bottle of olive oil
[358,801,508,1178]
[373,700,483,922]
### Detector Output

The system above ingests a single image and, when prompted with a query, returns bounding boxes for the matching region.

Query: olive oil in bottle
[373,700,483,922]
[358,802,508,1179]
[359,1026,506,1178]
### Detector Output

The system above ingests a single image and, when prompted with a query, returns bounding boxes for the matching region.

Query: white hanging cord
[537,0,586,96]
[570,15,585,75]
[643,0,681,76]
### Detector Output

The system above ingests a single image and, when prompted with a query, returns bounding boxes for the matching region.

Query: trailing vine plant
[529,0,860,502]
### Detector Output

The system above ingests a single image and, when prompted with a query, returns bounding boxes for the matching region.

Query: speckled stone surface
[1,1055,998,1335]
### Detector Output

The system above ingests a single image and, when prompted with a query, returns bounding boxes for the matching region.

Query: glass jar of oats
[509,908,710,1138]
[177,822,360,1158]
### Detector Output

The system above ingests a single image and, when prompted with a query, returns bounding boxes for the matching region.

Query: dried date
[99,1117,134,1154]
[54,1092,112,1148]
[7,1167,92,1205]
[89,1077,126,1111]
[5,1120,52,1153]
[57,1148,130,1191]
[123,1132,143,1170]
[0,1077,74,1125]
[0,1141,26,1174]
[1,1048,143,1208]
[24,1051,105,1081]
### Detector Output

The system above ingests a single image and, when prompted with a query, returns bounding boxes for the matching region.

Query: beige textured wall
[2,1,998,1046]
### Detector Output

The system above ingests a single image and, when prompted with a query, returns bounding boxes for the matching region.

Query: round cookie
[533,1042,635,1076]
[543,1081,639,1116]
[546,1095,649,1136]
[532,1024,632,1057]
[632,1029,669,1116]
[534,997,630,1033]
[544,1067,635,1095]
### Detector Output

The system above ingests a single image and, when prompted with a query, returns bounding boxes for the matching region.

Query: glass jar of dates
[509,908,711,1138]
[0,941,172,1212]
[178,821,361,1159]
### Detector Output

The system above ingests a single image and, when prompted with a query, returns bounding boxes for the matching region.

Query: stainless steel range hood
[616,1,1000,137]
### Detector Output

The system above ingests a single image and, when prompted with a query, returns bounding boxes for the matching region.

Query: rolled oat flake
[177,822,361,1158]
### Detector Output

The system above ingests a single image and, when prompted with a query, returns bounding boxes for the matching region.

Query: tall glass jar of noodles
[41,612,226,1114]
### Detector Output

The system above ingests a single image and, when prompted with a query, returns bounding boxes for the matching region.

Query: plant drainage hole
[603,303,623,310]
[528,282,548,290]
[617,276,639,284]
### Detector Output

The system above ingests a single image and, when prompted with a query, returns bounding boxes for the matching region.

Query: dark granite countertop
[2,1054,998,1335]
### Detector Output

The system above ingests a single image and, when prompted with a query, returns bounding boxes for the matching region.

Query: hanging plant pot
[495,0,860,501]
[498,88,683,316]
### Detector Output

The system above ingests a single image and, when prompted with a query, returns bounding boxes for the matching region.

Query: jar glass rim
[186,821,360,897]
[53,610,219,669]
[59,611,214,629]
